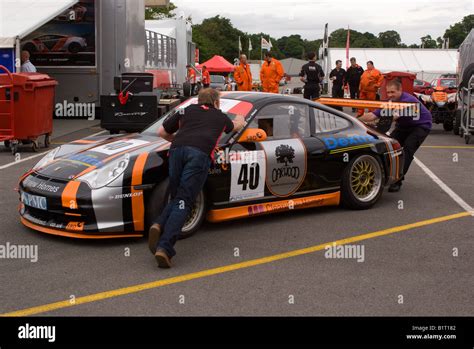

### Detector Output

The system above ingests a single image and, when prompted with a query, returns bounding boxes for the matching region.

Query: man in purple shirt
[359,79,432,192]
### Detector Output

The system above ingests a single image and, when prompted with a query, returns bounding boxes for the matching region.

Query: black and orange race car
[18,92,404,239]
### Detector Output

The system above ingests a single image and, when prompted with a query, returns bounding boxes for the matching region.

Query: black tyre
[44,134,51,148]
[443,118,454,132]
[145,178,206,240]
[453,110,461,135]
[31,141,39,153]
[183,82,192,97]
[341,154,385,210]
[4,140,11,149]
[68,42,82,54]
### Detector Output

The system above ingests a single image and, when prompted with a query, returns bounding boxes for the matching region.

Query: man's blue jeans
[154,146,211,257]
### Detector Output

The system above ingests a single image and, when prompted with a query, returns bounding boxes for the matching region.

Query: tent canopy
[326,48,458,82]
[0,0,78,48]
[280,58,307,77]
[197,55,235,73]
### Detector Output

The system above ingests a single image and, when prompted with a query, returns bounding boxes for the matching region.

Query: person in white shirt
[20,51,37,73]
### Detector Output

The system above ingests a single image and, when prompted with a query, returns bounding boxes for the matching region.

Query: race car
[18,92,404,239]
[22,35,87,54]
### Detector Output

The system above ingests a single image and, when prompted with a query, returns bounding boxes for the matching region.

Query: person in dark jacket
[148,88,246,268]
[329,60,346,111]
[299,52,324,100]
[345,57,364,111]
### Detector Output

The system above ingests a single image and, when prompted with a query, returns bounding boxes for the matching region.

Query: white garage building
[323,48,458,83]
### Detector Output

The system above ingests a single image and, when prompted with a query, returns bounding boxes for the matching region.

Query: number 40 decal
[238,163,260,191]
[229,150,266,203]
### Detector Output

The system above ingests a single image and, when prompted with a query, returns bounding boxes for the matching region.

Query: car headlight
[78,154,130,189]
[32,147,60,171]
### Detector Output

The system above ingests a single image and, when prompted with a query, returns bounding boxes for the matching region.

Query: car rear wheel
[145,178,206,240]
[341,154,384,210]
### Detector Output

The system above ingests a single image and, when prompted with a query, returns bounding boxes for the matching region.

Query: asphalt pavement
[0,103,473,317]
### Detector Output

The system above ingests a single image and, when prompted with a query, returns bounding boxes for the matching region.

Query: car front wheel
[341,154,384,210]
[145,178,206,240]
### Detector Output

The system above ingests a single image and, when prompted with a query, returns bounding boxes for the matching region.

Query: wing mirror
[238,128,268,143]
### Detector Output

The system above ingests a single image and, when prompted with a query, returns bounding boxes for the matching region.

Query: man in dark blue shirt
[148,89,245,268]
[299,52,325,100]
[329,60,347,111]
[359,79,432,192]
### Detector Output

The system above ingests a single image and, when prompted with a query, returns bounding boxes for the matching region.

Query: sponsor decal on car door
[259,139,307,197]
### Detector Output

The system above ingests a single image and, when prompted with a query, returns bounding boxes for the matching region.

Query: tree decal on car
[275,145,295,166]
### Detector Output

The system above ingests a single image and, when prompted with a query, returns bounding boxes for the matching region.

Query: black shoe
[155,248,172,268]
[148,224,161,254]
[388,181,402,193]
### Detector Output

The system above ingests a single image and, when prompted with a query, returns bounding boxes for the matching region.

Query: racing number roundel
[259,139,307,197]
[230,151,266,202]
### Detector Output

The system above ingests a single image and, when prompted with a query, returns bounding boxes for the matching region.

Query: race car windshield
[141,105,246,141]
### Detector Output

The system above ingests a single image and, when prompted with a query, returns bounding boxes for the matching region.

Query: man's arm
[232,115,246,132]
[358,112,378,124]
[299,65,306,83]
[159,111,180,142]
[276,62,285,83]
[234,67,243,86]
[158,126,175,142]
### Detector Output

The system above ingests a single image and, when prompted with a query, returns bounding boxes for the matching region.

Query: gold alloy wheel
[350,155,382,203]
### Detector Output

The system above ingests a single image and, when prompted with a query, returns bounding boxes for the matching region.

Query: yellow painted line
[421,146,474,149]
[330,144,373,154]
[2,211,471,317]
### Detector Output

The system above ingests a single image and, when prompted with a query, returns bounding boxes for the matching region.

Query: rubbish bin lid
[383,71,416,80]
[11,72,58,86]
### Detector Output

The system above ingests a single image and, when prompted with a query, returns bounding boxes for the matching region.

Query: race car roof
[0,0,78,48]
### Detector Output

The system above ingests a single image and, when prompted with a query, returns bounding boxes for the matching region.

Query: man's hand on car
[232,114,246,132]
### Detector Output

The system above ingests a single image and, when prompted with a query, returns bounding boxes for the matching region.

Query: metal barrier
[145,30,177,69]
[459,75,474,144]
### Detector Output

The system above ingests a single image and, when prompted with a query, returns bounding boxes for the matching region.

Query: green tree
[303,39,323,58]
[420,34,437,48]
[378,30,402,47]
[276,35,305,58]
[443,14,474,48]
[145,2,177,20]
[329,29,382,48]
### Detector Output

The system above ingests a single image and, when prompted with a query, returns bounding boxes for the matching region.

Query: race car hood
[35,134,170,181]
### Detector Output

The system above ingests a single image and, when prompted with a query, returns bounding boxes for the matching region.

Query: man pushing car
[148,89,246,268]
[359,79,432,193]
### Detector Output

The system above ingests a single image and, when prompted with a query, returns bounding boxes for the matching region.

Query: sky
[172,0,473,46]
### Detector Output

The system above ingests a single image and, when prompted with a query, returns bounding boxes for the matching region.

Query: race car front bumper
[19,174,146,239]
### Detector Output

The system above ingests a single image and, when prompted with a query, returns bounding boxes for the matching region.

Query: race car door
[228,102,319,203]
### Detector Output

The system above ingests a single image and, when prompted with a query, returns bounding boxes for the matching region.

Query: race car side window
[312,108,351,134]
[250,103,310,140]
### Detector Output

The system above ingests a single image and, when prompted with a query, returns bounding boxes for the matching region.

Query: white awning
[327,48,458,82]
[0,0,78,48]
